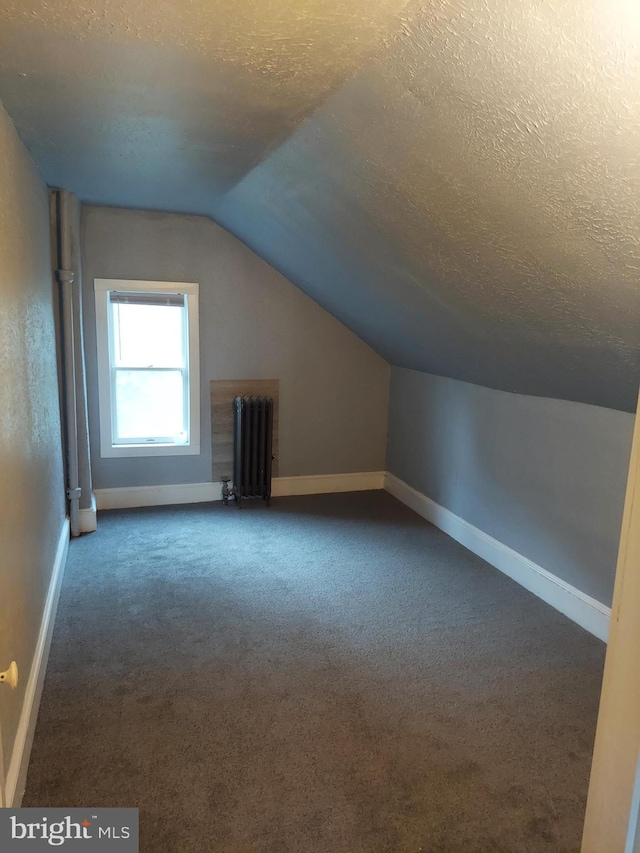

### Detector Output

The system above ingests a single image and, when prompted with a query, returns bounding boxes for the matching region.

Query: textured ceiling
[1,0,639,410]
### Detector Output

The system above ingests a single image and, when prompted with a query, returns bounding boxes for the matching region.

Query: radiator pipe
[56,191,81,537]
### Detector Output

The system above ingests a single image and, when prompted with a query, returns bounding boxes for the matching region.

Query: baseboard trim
[95,482,222,510]
[5,518,70,807]
[95,472,386,511]
[384,472,611,642]
[272,471,385,497]
[79,492,97,533]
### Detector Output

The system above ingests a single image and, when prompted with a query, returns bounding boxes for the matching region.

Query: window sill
[99,443,200,459]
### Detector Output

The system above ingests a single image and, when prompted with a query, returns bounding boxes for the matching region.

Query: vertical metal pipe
[56,191,81,536]
[250,396,258,496]
[265,397,273,506]
[258,396,264,500]
[71,235,93,514]
[242,397,250,499]
[233,395,243,508]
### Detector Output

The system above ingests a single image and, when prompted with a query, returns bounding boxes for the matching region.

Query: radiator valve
[221,477,233,506]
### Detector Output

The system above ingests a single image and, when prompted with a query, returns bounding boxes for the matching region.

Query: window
[94,279,200,458]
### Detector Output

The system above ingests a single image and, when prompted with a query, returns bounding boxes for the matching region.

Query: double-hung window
[94,279,200,457]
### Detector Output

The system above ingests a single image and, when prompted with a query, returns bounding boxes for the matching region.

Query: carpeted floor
[24,490,605,852]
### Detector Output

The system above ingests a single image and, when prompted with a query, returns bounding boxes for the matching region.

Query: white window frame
[94,278,200,458]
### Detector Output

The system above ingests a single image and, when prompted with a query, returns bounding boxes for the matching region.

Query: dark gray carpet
[25,491,604,852]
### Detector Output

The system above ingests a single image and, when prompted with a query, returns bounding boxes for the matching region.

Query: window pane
[111,301,185,368]
[114,370,186,441]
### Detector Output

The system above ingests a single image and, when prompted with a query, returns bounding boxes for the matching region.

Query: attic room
[0,0,639,851]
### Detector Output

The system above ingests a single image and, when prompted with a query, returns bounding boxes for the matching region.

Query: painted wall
[81,205,389,489]
[387,368,634,606]
[0,103,65,782]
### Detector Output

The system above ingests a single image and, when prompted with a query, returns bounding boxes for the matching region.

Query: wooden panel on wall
[210,379,279,482]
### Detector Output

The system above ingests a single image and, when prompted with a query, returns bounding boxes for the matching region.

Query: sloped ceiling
[1,0,639,411]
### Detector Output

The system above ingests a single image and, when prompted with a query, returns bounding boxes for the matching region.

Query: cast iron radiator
[233,395,274,507]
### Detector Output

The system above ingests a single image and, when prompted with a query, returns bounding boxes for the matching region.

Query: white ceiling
[1,0,639,410]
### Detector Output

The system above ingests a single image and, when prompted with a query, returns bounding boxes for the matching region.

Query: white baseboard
[5,518,69,807]
[95,472,385,511]
[79,492,97,533]
[95,481,223,510]
[384,472,611,642]
[272,471,385,497]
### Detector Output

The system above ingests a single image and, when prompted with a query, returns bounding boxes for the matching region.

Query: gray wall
[81,205,389,489]
[0,103,65,778]
[387,368,635,606]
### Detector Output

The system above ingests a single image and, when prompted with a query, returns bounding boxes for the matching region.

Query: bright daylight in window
[94,279,200,458]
